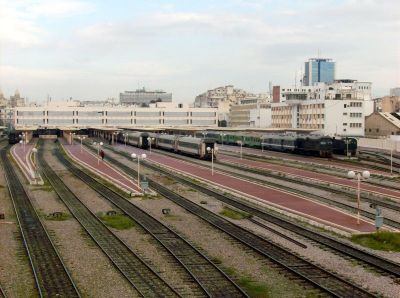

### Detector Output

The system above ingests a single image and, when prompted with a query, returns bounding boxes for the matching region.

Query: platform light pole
[147,137,154,154]
[32,147,38,184]
[220,133,226,147]
[206,147,214,176]
[124,133,128,146]
[131,153,147,189]
[237,140,243,159]
[19,133,26,153]
[112,131,118,145]
[79,136,85,153]
[347,170,370,225]
[93,141,103,165]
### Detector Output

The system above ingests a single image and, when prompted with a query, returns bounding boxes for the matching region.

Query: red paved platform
[63,143,141,195]
[218,154,400,200]
[11,142,36,182]
[114,144,376,233]
[221,145,390,176]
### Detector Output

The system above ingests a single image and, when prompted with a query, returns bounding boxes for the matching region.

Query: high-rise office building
[303,58,335,86]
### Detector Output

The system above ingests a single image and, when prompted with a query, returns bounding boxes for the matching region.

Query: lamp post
[347,170,370,225]
[131,153,147,189]
[93,141,103,165]
[237,140,243,159]
[220,133,226,147]
[79,136,86,153]
[72,132,76,145]
[19,139,25,154]
[206,147,214,176]
[147,137,155,154]
[19,133,26,153]
[32,148,38,184]
[112,132,118,145]
[124,133,128,146]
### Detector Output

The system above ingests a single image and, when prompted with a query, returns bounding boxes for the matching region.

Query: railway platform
[62,141,142,195]
[115,144,378,233]
[11,141,43,185]
[218,154,400,200]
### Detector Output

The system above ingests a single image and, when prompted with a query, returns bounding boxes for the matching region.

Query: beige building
[365,112,400,137]
[10,90,25,107]
[0,91,7,108]
[230,100,271,127]
[376,96,400,113]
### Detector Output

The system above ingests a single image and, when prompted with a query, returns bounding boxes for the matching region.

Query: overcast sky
[0,0,399,103]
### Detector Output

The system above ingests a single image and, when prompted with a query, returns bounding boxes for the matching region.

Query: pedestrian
[100,149,105,160]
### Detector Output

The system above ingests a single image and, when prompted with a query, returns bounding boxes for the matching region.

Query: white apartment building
[194,85,270,124]
[271,80,373,137]
[11,104,217,129]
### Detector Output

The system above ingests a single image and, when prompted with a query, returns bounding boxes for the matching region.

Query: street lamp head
[32,148,38,153]
[93,142,97,145]
[141,153,147,159]
[99,142,103,146]
[131,153,137,159]
[362,170,370,179]
[19,140,23,144]
[347,170,356,179]
[206,146,211,152]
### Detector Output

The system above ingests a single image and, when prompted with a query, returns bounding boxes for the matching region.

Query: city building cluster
[1,56,399,138]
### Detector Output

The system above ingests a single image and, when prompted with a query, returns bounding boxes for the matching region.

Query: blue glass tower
[304,58,335,86]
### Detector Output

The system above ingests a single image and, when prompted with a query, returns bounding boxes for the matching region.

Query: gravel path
[0,155,37,298]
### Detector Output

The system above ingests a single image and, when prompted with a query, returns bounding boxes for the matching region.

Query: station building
[6,104,218,130]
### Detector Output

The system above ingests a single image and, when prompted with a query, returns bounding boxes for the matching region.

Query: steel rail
[0,147,80,298]
[56,144,247,298]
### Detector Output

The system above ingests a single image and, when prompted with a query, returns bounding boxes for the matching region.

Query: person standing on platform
[100,149,105,160]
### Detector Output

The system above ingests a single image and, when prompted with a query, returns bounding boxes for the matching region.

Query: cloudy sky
[0,0,399,103]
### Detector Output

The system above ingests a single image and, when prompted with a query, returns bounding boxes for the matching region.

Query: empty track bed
[56,145,247,298]
[0,148,80,297]
[111,146,400,279]
[97,144,377,298]
[38,147,178,297]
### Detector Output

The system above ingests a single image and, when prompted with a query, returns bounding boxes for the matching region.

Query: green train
[195,131,357,157]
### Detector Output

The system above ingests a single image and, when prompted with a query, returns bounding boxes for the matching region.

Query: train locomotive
[332,137,358,156]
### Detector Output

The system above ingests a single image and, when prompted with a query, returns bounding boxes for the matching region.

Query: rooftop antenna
[317,48,321,59]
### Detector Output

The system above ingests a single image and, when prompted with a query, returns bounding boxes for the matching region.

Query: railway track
[37,145,180,297]
[95,144,379,297]
[55,145,247,298]
[105,144,400,279]
[0,147,80,297]
[149,148,400,227]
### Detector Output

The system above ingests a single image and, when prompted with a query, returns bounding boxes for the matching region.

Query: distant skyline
[0,0,399,103]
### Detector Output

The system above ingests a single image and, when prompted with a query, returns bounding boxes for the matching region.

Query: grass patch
[351,231,400,252]
[98,212,135,230]
[44,212,71,221]
[238,276,269,298]
[31,185,53,192]
[219,206,252,220]
[210,257,222,265]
